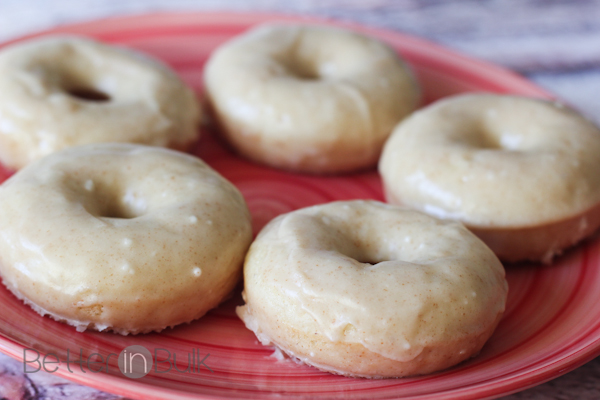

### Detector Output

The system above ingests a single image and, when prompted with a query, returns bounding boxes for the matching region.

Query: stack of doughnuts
[1,21,599,380]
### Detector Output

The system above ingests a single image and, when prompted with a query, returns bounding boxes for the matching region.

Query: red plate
[0,11,595,400]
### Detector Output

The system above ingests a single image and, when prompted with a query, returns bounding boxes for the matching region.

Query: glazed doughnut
[237,200,508,378]
[0,143,252,334]
[379,93,600,263]
[0,36,201,169]
[204,24,420,174]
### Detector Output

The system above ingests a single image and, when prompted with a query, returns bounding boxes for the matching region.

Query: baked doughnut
[0,143,252,334]
[204,24,420,174]
[237,200,507,378]
[0,36,201,170]
[379,93,600,263]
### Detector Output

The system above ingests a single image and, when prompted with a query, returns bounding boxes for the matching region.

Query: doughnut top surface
[0,143,252,334]
[239,200,507,376]
[0,36,201,169]
[203,24,420,173]
[380,94,600,227]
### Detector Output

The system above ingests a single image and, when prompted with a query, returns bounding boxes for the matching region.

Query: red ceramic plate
[0,11,596,400]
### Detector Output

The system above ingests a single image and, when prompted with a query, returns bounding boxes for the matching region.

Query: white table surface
[1,1,600,399]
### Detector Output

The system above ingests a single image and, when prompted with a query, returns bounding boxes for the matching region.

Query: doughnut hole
[63,165,172,220]
[278,57,320,80]
[274,46,321,80]
[465,121,505,150]
[308,209,453,268]
[433,104,571,154]
[57,68,114,103]
[24,43,162,107]
[273,28,391,82]
[436,114,504,151]
[478,100,579,152]
[74,178,147,220]
[58,149,214,222]
[66,87,111,102]
[65,157,211,222]
[309,219,393,266]
[94,188,145,220]
[25,59,115,104]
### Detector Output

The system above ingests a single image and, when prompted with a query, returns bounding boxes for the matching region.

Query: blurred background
[2,1,600,399]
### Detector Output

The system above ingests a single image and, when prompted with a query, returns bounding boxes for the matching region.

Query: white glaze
[0,143,253,334]
[0,36,201,169]
[380,94,600,227]
[379,94,600,262]
[204,24,420,173]
[238,200,507,377]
